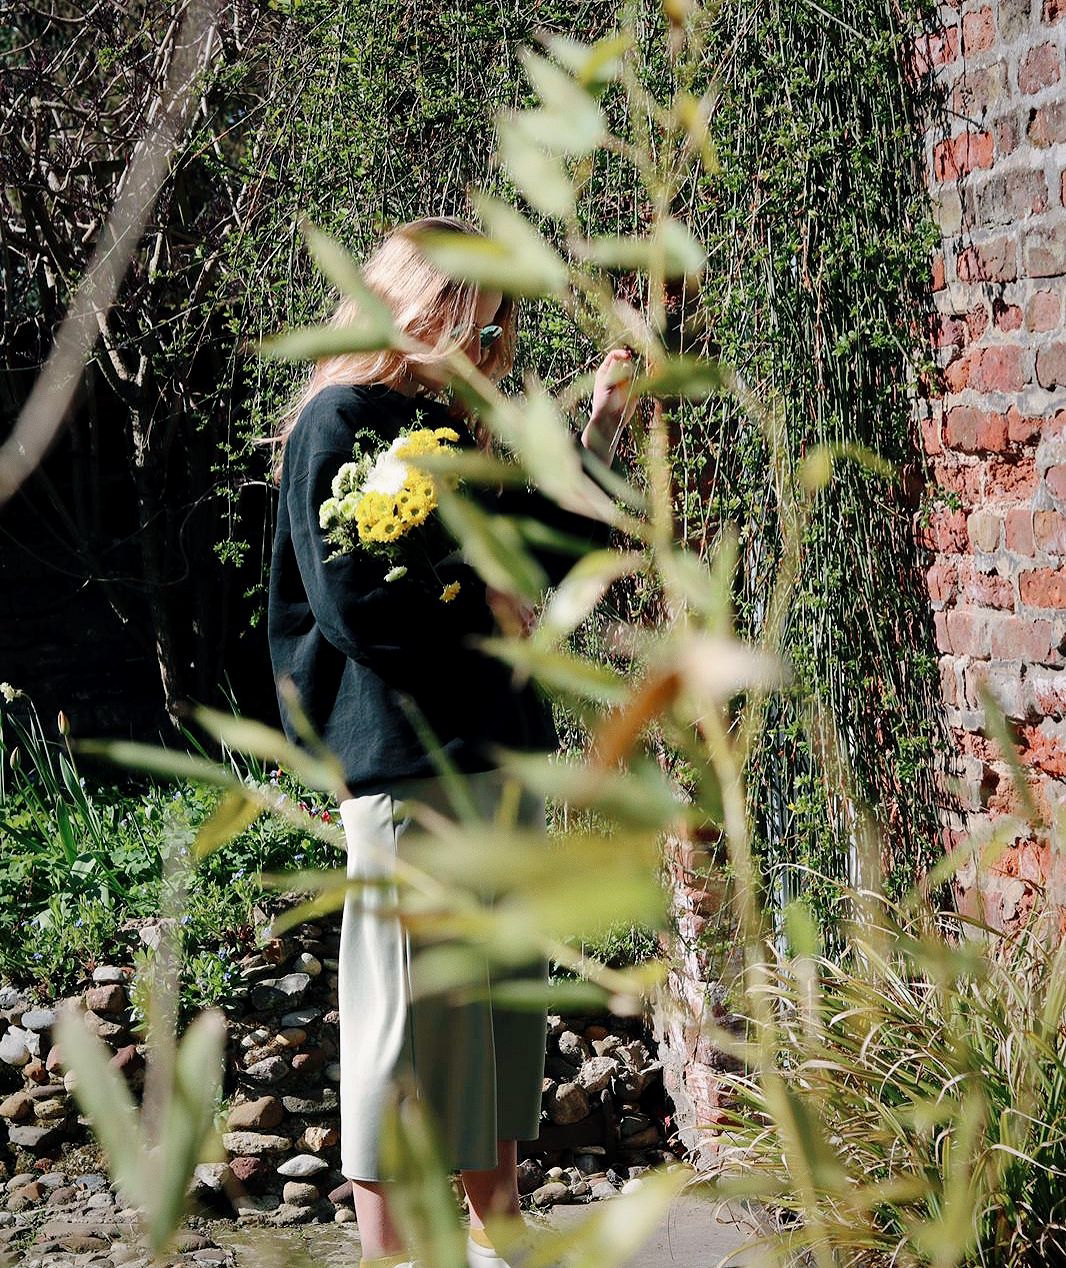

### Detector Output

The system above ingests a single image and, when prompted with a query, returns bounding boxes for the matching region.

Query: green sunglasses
[448,322,503,349]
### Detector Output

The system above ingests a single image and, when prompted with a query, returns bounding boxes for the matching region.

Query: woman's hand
[583,347,639,465]
[486,586,536,639]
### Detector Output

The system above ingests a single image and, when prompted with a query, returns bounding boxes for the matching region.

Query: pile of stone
[0,917,686,1235]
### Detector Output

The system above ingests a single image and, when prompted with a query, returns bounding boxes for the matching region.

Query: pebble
[92,966,132,984]
[276,1154,328,1178]
[280,1008,320,1028]
[242,1056,289,1084]
[0,1027,30,1066]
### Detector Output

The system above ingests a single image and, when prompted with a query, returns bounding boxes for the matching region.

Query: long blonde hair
[264,215,517,485]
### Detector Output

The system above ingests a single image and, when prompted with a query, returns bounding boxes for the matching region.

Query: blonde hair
[264,215,517,485]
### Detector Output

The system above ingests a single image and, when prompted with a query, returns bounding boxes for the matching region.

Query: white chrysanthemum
[362,437,410,495]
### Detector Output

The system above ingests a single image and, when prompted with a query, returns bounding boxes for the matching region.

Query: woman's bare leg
[350,1179,407,1260]
[461,1138,521,1232]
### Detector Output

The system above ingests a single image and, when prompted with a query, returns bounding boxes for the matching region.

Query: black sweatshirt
[267,381,614,797]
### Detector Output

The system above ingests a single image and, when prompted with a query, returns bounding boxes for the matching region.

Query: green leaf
[476,637,629,704]
[191,704,346,797]
[544,31,632,85]
[73,739,239,789]
[435,491,547,601]
[583,218,705,278]
[149,1009,227,1251]
[632,355,723,399]
[299,220,398,335]
[191,789,261,862]
[496,120,574,218]
[410,194,568,297]
[517,49,605,154]
[536,549,646,644]
[55,1006,147,1211]
[257,322,396,362]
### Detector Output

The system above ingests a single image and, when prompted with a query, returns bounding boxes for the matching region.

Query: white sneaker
[466,1234,519,1268]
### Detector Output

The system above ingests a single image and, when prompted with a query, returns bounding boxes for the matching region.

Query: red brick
[1047,465,1066,499]
[986,456,1038,499]
[935,314,968,348]
[995,115,1022,157]
[1007,405,1044,444]
[1028,100,1066,147]
[969,509,1003,551]
[1046,0,1066,23]
[928,558,959,604]
[989,614,1054,661]
[1037,343,1066,390]
[1019,42,1062,94]
[957,238,1017,283]
[1062,170,1066,206]
[934,609,951,652]
[964,661,1027,715]
[913,26,960,72]
[933,131,996,181]
[958,561,1015,608]
[1020,567,1066,606]
[962,6,996,53]
[945,607,994,656]
[953,63,1010,115]
[1006,507,1037,554]
[921,409,943,455]
[932,252,946,292]
[945,405,1010,452]
[967,304,991,340]
[943,355,972,393]
[1030,671,1066,713]
[1025,290,1061,331]
[994,302,1024,332]
[1024,224,1066,277]
[939,655,960,707]
[1005,168,1050,218]
[919,506,971,552]
[1034,509,1066,551]
[1019,723,1066,773]
[969,344,1031,393]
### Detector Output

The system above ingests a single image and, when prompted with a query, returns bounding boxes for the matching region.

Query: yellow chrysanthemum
[439,582,461,603]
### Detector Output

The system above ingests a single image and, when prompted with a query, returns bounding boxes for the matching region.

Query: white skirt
[337,768,549,1181]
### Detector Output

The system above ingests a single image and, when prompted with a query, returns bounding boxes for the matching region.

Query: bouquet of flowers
[318,416,465,602]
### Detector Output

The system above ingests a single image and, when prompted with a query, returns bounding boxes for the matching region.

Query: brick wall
[916,0,1066,929]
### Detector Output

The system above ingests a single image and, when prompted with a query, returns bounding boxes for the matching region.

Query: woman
[266,216,636,1268]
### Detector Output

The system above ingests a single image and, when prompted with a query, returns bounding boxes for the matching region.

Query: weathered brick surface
[918,1,1066,932]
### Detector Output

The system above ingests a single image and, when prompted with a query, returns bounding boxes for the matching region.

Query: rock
[45,1184,77,1205]
[110,1045,144,1077]
[299,1124,338,1152]
[222,1131,291,1156]
[0,1092,33,1122]
[83,985,126,1015]
[576,1056,619,1094]
[250,973,311,1010]
[36,1172,69,1190]
[75,1173,107,1191]
[273,1201,314,1225]
[33,1097,69,1122]
[324,1062,342,1082]
[591,1180,619,1199]
[281,1090,338,1116]
[276,1154,328,1179]
[227,1096,284,1131]
[0,1028,30,1066]
[8,1123,63,1150]
[82,1012,128,1042]
[620,1113,652,1137]
[281,1181,319,1206]
[232,1192,280,1217]
[174,1231,216,1251]
[228,1157,270,1192]
[277,1027,307,1048]
[243,1056,289,1084]
[620,1176,643,1194]
[5,1173,35,1190]
[531,1182,570,1207]
[20,1009,56,1032]
[335,1205,356,1223]
[623,1126,660,1148]
[190,1163,232,1195]
[291,1049,326,1075]
[516,1159,543,1195]
[92,965,131,984]
[546,1082,590,1125]
[327,1180,354,1206]
[240,1027,272,1050]
[280,1008,320,1028]
[0,987,28,1011]
[294,953,321,976]
[557,1030,591,1065]
[574,1149,607,1173]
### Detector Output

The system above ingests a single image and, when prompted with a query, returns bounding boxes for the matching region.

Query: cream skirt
[337,768,549,1181]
